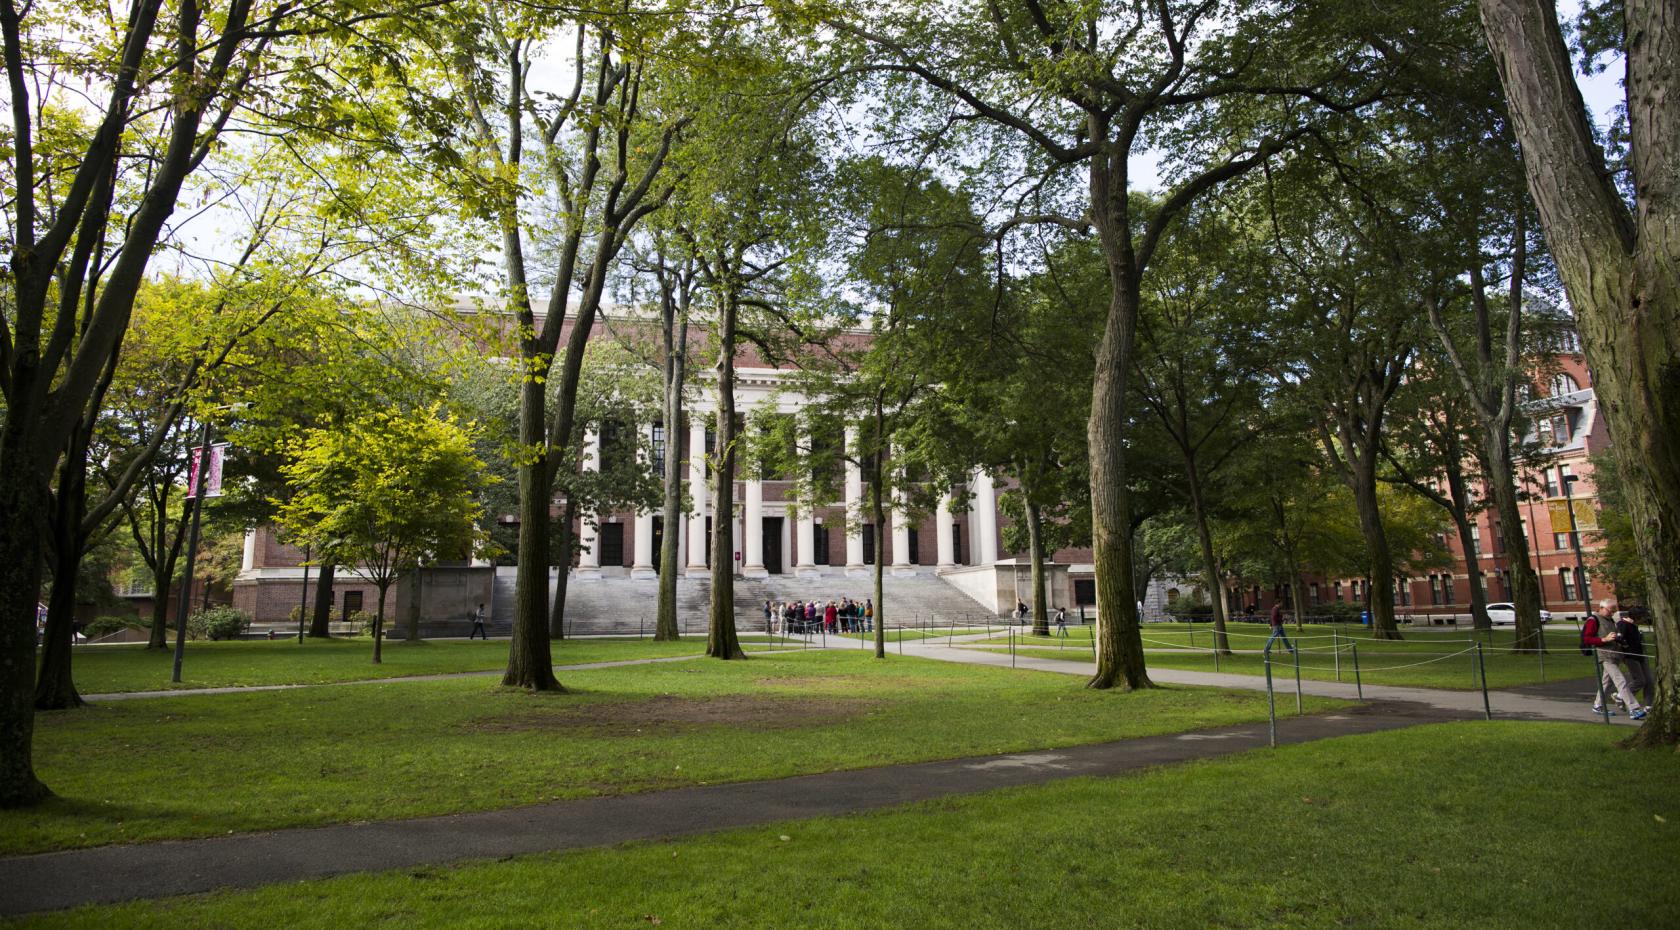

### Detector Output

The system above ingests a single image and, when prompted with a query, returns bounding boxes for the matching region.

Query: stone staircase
[479,567,996,636]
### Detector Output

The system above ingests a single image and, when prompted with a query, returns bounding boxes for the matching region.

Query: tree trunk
[1478,0,1680,744]
[1187,466,1231,653]
[654,327,687,641]
[36,425,93,710]
[870,438,887,659]
[1026,498,1050,637]
[1433,443,1494,632]
[0,476,50,806]
[309,563,335,638]
[504,372,561,689]
[707,296,745,660]
[371,586,387,664]
[35,543,84,711]
[550,497,577,640]
[1482,432,1544,647]
[1084,249,1150,690]
[1349,455,1403,639]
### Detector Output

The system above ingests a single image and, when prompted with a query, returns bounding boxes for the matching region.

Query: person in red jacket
[1583,599,1646,720]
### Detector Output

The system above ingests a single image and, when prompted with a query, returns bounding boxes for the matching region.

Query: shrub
[187,606,252,641]
[287,605,343,625]
[350,610,381,635]
[83,616,145,639]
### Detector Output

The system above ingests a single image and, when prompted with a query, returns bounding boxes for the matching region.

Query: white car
[1485,602,1553,626]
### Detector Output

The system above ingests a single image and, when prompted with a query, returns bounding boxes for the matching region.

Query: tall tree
[1133,200,1271,653]
[1476,0,1680,742]
[835,0,1430,687]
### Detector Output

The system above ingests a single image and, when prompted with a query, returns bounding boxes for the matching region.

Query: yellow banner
[1547,497,1600,533]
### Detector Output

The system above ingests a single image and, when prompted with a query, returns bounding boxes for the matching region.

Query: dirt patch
[467,694,879,736]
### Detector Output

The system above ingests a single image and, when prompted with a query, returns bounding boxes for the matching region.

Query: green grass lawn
[58,637,714,693]
[17,722,1674,929]
[3,650,1345,855]
[981,627,1602,690]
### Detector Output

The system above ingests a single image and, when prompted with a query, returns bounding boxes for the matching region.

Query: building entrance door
[762,517,784,574]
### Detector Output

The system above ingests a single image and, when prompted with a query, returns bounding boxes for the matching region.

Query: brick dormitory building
[222,305,1616,633]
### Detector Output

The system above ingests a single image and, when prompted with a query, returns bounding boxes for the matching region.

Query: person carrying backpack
[1616,609,1654,709]
[1583,599,1646,719]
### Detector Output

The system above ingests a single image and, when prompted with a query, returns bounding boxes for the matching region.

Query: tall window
[1429,576,1443,606]
[862,524,875,564]
[1309,582,1320,605]
[1559,566,1576,601]
[1469,525,1481,555]
[1549,372,1579,396]
[812,524,830,565]
[650,422,666,475]
[1442,574,1455,604]
[1334,582,1343,602]
[1554,531,1576,551]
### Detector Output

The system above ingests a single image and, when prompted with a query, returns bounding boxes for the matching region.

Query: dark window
[1074,579,1096,605]
[343,590,363,616]
[952,523,963,565]
[813,524,830,565]
[862,524,875,565]
[1334,582,1343,602]
[907,528,920,564]
[1429,576,1442,606]
[1442,574,1455,604]
[601,523,625,567]
[651,422,665,475]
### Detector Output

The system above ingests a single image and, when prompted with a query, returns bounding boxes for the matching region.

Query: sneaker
[1591,706,1617,717]
[1631,709,1648,720]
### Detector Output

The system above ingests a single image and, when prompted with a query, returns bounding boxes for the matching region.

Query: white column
[936,495,956,569]
[686,419,709,573]
[676,513,688,571]
[241,529,258,573]
[844,426,866,575]
[575,429,602,577]
[743,477,766,577]
[795,426,819,577]
[631,512,655,578]
[973,470,998,566]
[890,477,913,574]
[631,424,656,578]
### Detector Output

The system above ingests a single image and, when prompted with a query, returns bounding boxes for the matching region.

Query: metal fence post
[1294,646,1303,715]
[1477,641,1492,720]
[1333,630,1341,682]
[1265,652,1277,748]
[1010,627,1016,668]
[1353,643,1362,701]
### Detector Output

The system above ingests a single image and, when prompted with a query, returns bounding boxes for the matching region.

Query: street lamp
[1562,474,1592,620]
[170,404,243,683]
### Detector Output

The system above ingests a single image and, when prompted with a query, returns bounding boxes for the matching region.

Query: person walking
[468,603,487,640]
[1264,600,1294,655]
[824,600,838,634]
[1054,606,1069,638]
[1616,609,1653,709]
[1584,599,1646,719]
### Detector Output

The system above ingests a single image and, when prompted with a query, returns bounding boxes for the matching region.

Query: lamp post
[297,544,311,644]
[1562,474,1592,620]
[171,418,215,683]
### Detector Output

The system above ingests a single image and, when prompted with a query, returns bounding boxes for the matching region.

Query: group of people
[766,598,874,635]
[1583,598,1654,720]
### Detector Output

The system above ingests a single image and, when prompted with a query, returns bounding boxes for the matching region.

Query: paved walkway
[886,638,1636,726]
[0,701,1457,917]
